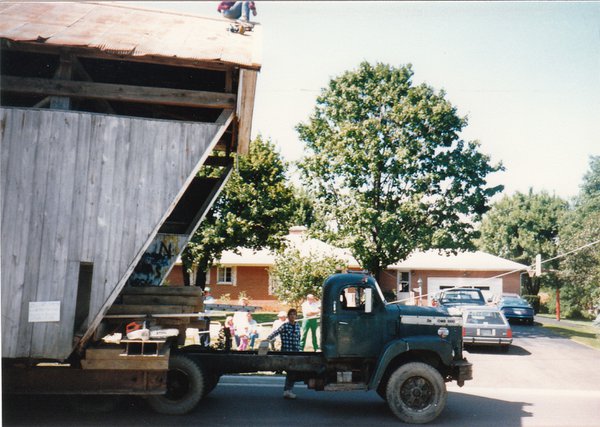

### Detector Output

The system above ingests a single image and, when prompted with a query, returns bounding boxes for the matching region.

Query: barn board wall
[0,107,224,359]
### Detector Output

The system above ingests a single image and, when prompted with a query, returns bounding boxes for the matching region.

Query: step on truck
[151,272,473,424]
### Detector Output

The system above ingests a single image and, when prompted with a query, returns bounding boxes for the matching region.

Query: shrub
[563,306,594,321]
[522,295,541,314]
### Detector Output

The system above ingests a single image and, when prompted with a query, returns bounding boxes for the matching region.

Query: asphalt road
[3,322,600,426]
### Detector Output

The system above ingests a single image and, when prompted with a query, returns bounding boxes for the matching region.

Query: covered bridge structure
[0,2,262,361]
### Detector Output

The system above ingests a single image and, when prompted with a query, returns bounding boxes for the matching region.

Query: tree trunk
[195,268,207,290]
[182,265,191,287]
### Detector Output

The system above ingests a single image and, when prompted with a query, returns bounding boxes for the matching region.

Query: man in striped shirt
[267,308,301,398]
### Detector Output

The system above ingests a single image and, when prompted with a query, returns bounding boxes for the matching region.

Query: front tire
[386,362,447,424]
[147,355,205,415]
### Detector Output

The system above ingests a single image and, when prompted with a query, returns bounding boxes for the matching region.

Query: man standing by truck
[301,294,320,351]
[267,308,301,399]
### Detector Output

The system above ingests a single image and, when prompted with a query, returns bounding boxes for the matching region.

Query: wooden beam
[236,69,258,155]
[71,56,115,114]
[50,53,72,110]
[1,76,237,109]
[1,40,256,72]
[3,365,166,394]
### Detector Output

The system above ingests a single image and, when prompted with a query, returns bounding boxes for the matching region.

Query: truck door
[334,284,382,358]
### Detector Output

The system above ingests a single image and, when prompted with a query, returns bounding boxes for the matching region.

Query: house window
[267,271,274,295]
[398,271,410,293]
[217,267,235,285]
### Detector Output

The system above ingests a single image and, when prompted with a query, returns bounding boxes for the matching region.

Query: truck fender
[368,336,453,390]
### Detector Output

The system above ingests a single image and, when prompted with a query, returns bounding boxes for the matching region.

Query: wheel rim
[165,368,191,401]
[399,376,434,410]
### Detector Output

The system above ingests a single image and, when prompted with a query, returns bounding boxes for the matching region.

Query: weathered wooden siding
[1,107,225,359]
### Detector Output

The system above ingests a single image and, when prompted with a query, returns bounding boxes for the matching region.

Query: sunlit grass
[539,317,600,350]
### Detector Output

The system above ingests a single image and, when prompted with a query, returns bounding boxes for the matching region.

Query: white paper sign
[28,301,61,322]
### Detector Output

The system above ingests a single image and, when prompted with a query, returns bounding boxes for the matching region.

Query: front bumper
[451,359,473,387]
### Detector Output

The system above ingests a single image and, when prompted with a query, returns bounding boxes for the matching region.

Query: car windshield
[465,311,506,325]
[440,290,485,305]
[502,297,529,307]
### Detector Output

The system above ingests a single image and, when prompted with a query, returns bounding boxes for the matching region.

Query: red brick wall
[205,265,276,301]
[166,265,185,286]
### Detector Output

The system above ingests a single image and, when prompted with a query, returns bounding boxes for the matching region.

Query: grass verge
[538,316,600,350]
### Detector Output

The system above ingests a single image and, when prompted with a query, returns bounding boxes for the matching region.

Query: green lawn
[538,315,600,350]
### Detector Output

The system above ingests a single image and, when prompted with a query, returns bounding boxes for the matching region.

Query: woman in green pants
[301,294,321,351]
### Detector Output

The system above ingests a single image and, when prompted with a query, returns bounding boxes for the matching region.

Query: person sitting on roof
[217,1,257,22]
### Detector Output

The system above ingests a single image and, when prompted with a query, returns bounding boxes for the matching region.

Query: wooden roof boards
[0,2,262,70]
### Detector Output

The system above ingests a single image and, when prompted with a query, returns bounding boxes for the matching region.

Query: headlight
[437,327,449,339]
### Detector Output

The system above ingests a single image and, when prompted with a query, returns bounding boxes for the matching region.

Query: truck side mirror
[364,288,373,313]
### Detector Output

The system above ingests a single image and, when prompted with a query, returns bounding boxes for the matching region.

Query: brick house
[167,227,361,310]
[379,250,529,305]
[168,230,528,310]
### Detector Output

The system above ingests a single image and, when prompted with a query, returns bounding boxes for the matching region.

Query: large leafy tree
[182,135,298,285]
[558,156,600,315]
[270,248,345,307]
[296,62,503,279]
[478,190,568,295]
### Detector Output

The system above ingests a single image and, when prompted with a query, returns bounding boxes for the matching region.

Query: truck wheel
[386,362,447,424]
[147,355,205,415]
[203,373,220,397]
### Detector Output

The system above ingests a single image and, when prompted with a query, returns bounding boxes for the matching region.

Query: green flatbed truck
[150,272,472,424]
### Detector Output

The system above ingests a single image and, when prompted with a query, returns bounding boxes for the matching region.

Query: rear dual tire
[147,355,205,415]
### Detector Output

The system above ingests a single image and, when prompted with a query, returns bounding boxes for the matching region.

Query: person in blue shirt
[267,308,301,399]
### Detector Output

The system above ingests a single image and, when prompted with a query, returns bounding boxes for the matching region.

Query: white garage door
[427,277,503,303]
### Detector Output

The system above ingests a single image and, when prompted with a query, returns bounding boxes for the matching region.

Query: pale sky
[142,1,600,201]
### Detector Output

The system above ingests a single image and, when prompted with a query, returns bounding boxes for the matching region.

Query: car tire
[386,362,447,424]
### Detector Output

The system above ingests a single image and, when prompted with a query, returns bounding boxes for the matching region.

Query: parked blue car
[497,296,535,325]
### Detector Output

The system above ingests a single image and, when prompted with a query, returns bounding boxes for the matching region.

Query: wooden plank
[81,357,168,370]
[1,109,40,357]
[1,76,237,109]
[17,110,54,357]
[88,116,119,317]
[42,108,79,358]
[32,109,78,357]
[121,286,203,297]
[105,116,131,305]
[71,56,115,114]
[236,69,258,155]
[49,53,72,110]
[84,346,123,359]
[59,114,94,351]
[67,114,92,261]
[4,366,166,394]
[118,119,144,274]
[106,305,185,315]
[1,40,242,72]
[80,114,105,262]
[0,108,21,357]
[30,110,63,356]
[121,295,200,307]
